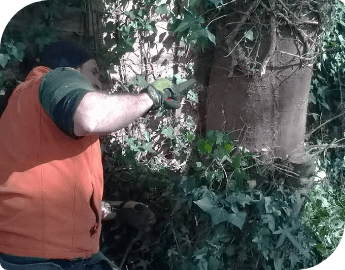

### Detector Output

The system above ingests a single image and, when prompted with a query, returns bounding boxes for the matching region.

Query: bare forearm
[74,92,153,136]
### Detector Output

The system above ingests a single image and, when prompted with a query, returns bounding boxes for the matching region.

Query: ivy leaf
[274,228,287,248]
[152,78,172,91]
[228,211,246,230]
[196,259,208,270]
[12,42,26,62]
[226,194,252,207]
[173,18,192,33]
[208,256,220,270]
[274,225,309,257]
[309,92,317,104]
[194,197,233,227]
[4,41,27,62]
[129,75,149,88]
[161,126,175,139]
[244,30,254,41]
[193,247,208,260]
[317,85,329,98]
[197,139,213,154]
[16,42,26,51]
[209,0,223,7]
[187,90,199,103]
[156,4,169,14]
[189,0,200,8]
[262,214,276,232]
[0,54,10,68]
[320,101,330,110]
[194,196,216,212]
[289,254,301,268]
[209,207,231,226]
[264,197,281,216]
[273,255,284,270]
[204,29,216,44]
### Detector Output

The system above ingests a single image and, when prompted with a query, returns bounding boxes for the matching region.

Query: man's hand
[102,201,156,232]
[144,78,180,110]
[119,201,156,232]
[144,78,196,110]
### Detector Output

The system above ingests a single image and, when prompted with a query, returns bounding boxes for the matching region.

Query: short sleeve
[39,67,95,137]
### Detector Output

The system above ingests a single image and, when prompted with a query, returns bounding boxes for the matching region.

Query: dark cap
[42,40,91,69]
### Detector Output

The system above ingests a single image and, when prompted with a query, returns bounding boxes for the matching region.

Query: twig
[225,0,261,47]
[276,12,311,54]
[307,138,345,154]
[277,0,301,24]
[275,50,317,61]
[170,221,187,270]
[306,111,345,139]
[314,138,337,157]
[206,14,230,27]
[120,230,143,269]
[224,33,247,58]
[339,68,343,104]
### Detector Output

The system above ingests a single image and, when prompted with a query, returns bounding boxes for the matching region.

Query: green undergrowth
[302,183,345,259]
[301,147,345,260]
[100,125,333,270]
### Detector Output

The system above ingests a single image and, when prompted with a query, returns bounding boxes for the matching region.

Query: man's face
[77,59,102,91]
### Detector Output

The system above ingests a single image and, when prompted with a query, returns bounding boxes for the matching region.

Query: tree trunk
[208,34,310,156]
[199,26,317,189]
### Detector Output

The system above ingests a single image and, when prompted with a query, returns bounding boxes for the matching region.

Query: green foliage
[1,0,343,269]
[102,0,162,67]
[170,5,217,51]
[303,2,345,261]
[305,2,345,260]
[190,130,256,191]
[0,0,93,111]
[302,183,345,259]
[101,0,221,69]
[101,128,321,270]
[0,41,26,68]
[309,0,345,135]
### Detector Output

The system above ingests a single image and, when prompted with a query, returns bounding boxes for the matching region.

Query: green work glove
[145,78,197,110]
[145,78,180,110]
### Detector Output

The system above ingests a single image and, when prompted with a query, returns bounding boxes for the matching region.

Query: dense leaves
[101,128,321,270]
[1,0,344,269]
[303,184,345,259]
[309,0,345,139]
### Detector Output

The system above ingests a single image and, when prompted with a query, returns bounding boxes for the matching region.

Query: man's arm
[74,91,153,136]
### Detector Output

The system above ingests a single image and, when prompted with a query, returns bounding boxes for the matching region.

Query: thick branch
[260,14,276,76]
[276,12,311,54]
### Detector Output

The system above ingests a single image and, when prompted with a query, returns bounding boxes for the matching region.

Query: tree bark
[202,25,316,188]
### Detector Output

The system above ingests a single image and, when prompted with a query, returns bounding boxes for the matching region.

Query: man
[0,40,182,269]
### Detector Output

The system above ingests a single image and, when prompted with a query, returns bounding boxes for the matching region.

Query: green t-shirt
[39,67,95,137]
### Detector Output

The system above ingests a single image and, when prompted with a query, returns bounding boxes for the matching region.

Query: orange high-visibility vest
[0,66,104,259]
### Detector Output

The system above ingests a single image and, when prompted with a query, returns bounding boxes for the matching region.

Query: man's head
[76,59,102,91]
[42,40,102,91]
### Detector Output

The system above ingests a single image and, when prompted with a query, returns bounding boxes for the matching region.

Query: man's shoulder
[41,66,91,88]
[25,66,51,81]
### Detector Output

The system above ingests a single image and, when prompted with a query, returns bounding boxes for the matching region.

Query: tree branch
[276,12,311,54]
[260,14,276,76]
[225,0,260,48]
[306,111,345,139]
